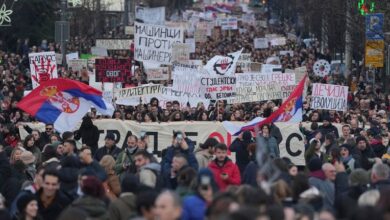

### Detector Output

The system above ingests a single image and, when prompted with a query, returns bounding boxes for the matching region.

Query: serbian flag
[17,78,114,133]
[223,75,307,135]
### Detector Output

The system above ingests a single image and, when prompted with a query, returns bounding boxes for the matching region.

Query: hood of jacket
[72,196,107,218]
[141,162,161,173]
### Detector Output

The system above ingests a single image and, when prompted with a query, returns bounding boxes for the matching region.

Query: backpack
[143,168,164,192]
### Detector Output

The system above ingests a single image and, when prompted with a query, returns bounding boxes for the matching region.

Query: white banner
[20,121,341,166]
[254,38,269,49]
[261,64,282,74]
[68,59,88,72]
[311,83,348,112]
[146,67,170,81]
[28,52,58,89]
[96,39,132,50]
[134,22,184,64]
[184,38,195,53]
[279,50,294,56]
[218,17,238,30]
[172,64,206,94]
[270,37,287,46]
[66,52,79,61]
[135,6,165,25]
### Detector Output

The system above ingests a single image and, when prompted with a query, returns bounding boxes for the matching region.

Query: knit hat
[308,158,323,172]
[349,168,369,187]
[17,193,36,213]
[242,130,253,142]
[20,151,36,165]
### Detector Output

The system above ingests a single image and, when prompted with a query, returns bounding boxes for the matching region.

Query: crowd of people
[0,1,390,220]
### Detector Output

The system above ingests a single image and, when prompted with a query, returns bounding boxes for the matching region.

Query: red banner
[95,59,131,82]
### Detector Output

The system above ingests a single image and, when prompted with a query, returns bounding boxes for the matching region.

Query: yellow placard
[365,40,384,68]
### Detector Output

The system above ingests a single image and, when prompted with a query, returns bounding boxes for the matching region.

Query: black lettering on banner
[146,132,160,156]
[286,133,303,157]
[184,132,198,147]
[121,131,134,148]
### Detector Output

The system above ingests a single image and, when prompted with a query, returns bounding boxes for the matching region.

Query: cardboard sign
[91,47,108,57]
[254,38,268,49]
[134,22,184,64]
[146,67,170,81]
[172,43,190,62]
[28,52,58,89]
[218,17,238,30]
[270,37,286,46]
[172,64,206,94]
[96,39,132,50]
[68,59,88,72]
[66,52,79,61]
[184,38,195,53]
[311,83,348,112]
[95,59,131,82]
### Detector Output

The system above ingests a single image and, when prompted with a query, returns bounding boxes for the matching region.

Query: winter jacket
[114,147,138,176]
[308,170,335,211]
[108,193,137,220]
[139,162,161,188]
[370,139,386,158]
[208,158,241,191]
[162,138,198,178]
[1,166,28,207]
[258,135,279,158]
[80,160,108,182]
[270,123,283,145]
[181,194,207,220]
[229,139,251,175]
[242,161,258,187]
[319,124,339,139]
[36,189,72,220]
[66,195,108,220]
[74,117,100,154]
[194,149,213,170]
[0,151,11,190]
[356,147,376,170]
[94,145,121,162]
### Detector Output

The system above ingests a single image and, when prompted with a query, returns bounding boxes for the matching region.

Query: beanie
[17,193,36,213]
[356,136,367,144]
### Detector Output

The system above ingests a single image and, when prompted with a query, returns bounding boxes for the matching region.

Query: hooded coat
[74,116,100,153]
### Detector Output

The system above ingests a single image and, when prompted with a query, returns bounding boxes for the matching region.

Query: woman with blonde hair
[99,155,121,201]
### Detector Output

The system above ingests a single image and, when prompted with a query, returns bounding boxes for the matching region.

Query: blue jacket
[161,138,198,178]
[258,135,279,158]
[181,194,207,220]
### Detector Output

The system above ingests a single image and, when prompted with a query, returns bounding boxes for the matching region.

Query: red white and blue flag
[17,78,114,133]
[223,75,307,135]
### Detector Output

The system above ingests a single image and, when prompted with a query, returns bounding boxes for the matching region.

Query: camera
[176,134,183,142]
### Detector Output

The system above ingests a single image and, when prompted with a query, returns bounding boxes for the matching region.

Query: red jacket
[208,158,241,191]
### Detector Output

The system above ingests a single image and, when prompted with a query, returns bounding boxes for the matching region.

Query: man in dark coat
[94,133,121,162]
[319,115,339,139]
[355,136,376,170]
[229,131,253,175]
[74,116,100,155]
[36,169,71,220]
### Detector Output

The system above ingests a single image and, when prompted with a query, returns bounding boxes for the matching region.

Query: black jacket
[94,145,121,162]
[74,117,100,153]
[319,123,339,139]
[0,151,11,190]
[36,189,72,220]
[229,139,251,175]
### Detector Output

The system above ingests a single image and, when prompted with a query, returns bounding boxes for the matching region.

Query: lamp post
[60,0,67,67]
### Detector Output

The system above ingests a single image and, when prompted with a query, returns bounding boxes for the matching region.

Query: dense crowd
[1,2,390,220]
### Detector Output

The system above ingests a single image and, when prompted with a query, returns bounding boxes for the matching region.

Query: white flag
[204,49,243,76]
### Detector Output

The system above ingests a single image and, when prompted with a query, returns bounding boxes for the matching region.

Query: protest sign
[254,38,268,49]
[279,50,294,56]
[146,67,169,81]
[134,22,184,64]
[311,83,348,112]
[172,65,206,94]
[95,59,131,82]
[237,53,252,72]
[218,17,238,30]
[67,59,88,72]
[294,66,307,82]
[28,52,58,89]
[55,53,63,65]
[200,75,236,100]
[80,54,95,60]
[261,64,282,73]
[194,22,209,42]
[236,72,296,87]
[241,14,255,25]
[125,26,134,35]
[172,43,190,62]
[204,49,243,76]
[115,84,163,101]
[270,37,286,46]
[257,20,267,28]
[22,121,340,165]
[184,38,195,53]
[66,52,79,61]
[91,47,108,57]
[96,39,132,50]
[135,6,165,25]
